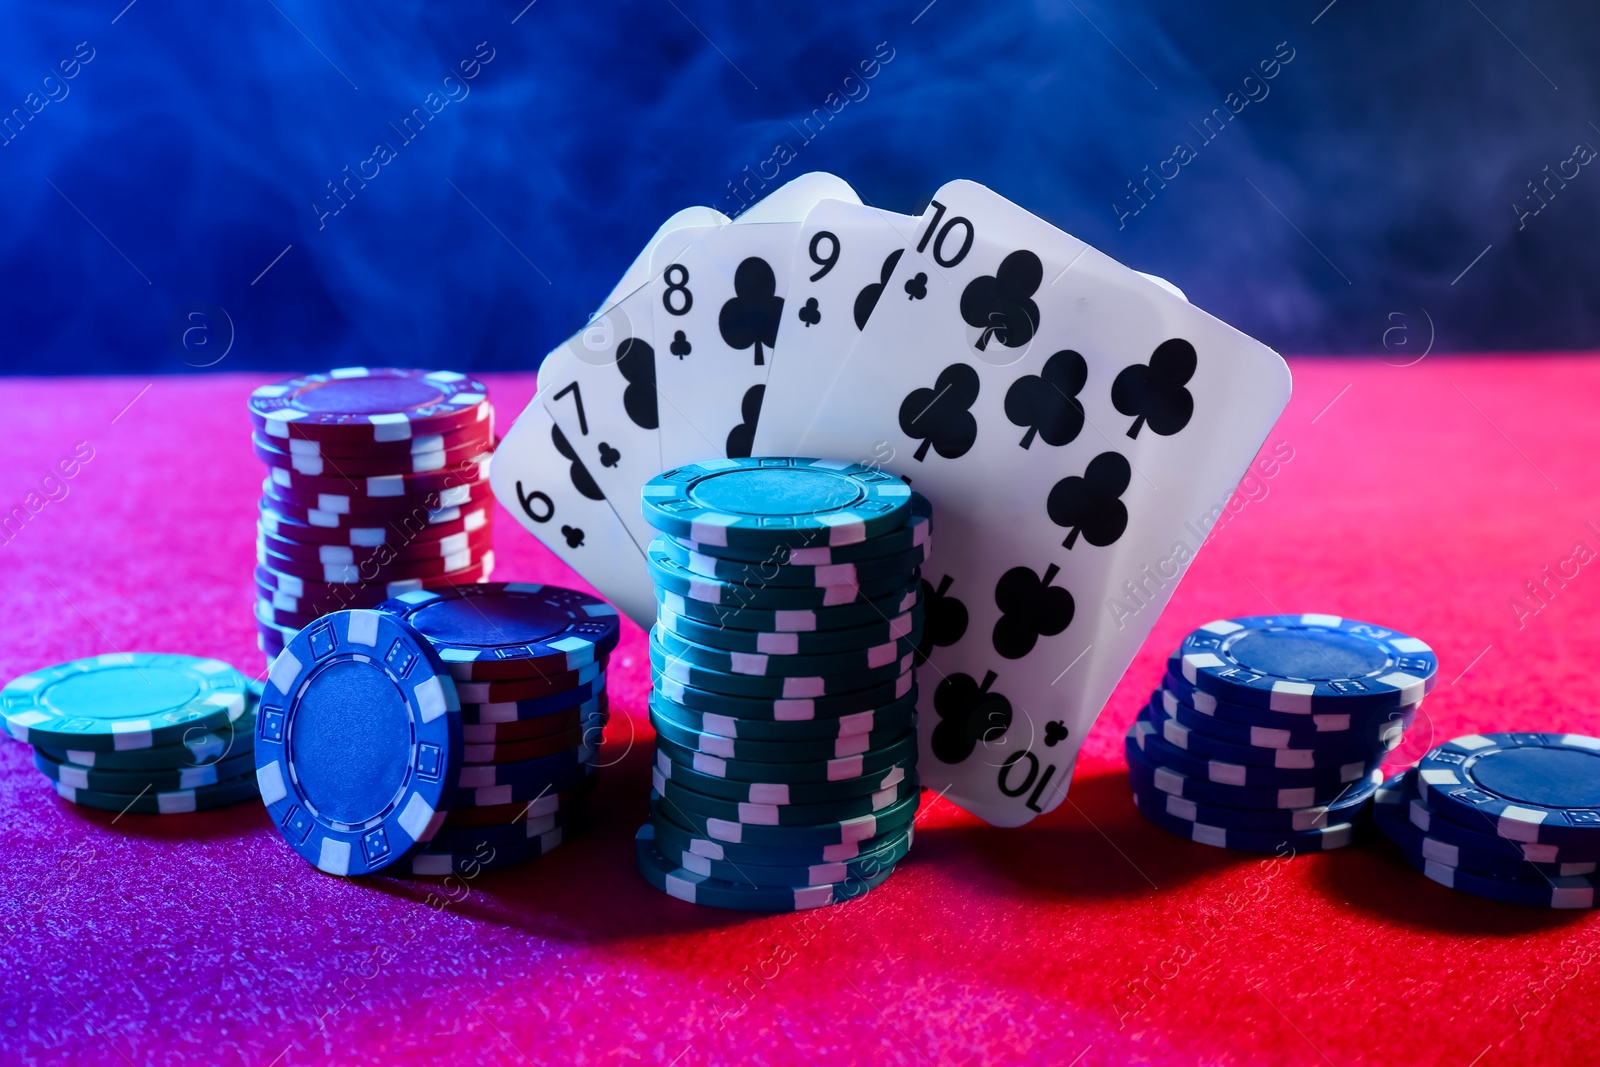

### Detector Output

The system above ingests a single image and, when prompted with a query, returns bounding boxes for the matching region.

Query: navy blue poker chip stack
[1373,736,1600,909]
[1128,614,1439,855]
[636,458,926,912]
[255,584,618,878]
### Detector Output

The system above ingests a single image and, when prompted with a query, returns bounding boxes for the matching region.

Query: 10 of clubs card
[797,179,1292,827]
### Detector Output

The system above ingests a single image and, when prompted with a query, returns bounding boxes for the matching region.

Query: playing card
[796,180,1292,827]
[752,199,920,455]
[489,401,654,627]
[534,207,729,552]
[649,172,859,468]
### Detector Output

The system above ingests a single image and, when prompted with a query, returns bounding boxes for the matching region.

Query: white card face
[489,402,654,628]
[536,208,730,550]
[752,201,919,456]
[797,180,1292,827]
[649,173,859,469]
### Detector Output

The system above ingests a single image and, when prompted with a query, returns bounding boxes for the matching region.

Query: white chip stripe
[1268,681,1316,713]
[318,837,353,875]
[1181,653,1224,683]
[1199,619,1244,636]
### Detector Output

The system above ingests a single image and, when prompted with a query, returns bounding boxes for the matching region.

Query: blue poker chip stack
[1373,736,1600,909]
[636,458,926,912]
[1127,614,1439,855]
[256,584,618,878]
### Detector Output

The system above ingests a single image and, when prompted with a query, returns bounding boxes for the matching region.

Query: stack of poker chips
[1374,735,1600,909]
[0,654,260,814]
[1127,614,1439,855]
[255,585,617,878]
[633,458,926,912]
[248,368,496,666]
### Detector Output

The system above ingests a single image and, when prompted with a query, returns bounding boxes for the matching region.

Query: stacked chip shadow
[1374,734,1600,909]
[633,458,925,911]
[1,654,260,815]
[1127,614,1438,855]
[255,583,618,878]
[248,368,496,665]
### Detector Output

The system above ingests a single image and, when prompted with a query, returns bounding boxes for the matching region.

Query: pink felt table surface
[1,357,1599,1067]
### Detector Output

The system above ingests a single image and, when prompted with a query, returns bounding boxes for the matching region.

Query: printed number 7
[551,382,588,436]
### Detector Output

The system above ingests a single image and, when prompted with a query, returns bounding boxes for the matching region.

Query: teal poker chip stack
[1373,738,1600,909]
[1128,614,1438,855]
[1,654,262,815]
[637,458,926,911]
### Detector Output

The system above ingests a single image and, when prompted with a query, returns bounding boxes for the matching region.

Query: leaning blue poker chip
[0,654,251,752]
[635,824,898,911]
[1415,732,1600,849]
[669,492,932,566]
[1128,717,1377,792]
[1174,614,1438,713]
[654,747,911,806]
[640,458,914,550]
[1130,787,1359,855]
[377,582,621,682]
[1125,730,1377,810]
[255,609,462,876]
[1373,771,1596,878]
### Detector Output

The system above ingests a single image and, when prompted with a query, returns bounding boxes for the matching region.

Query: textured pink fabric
[2,357,1598,1066]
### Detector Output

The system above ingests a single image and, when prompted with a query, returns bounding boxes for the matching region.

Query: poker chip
[1414,733,1600,849]
[461,718,602,765]
[655,535,930,589]
[653,766,918,827]
[37,702,256,771]
[1128,749,1381,831]
[0,654,250,752]
[376,583,621,681]
[1173,614,1438,713]
[648,789,917,848]
[260,421,492,460]
[33,748,256,793]
[1373,772,1597,877]
[652,818,914,886]
[422,809,567,851]
[1161,670,1419,736]
[658,583,921,632]
[450,766,597,808]
[1126,732,1380,810]
[255,610,462,876]
[252,430,491,477]
[458,677,608,724]
[1396,763,1600,862]
[457,742,596,788]
[437,780,593,829]
[407,827,566,877]
[263,477,493,516]
[653,730,916,785]
[640,458,914,550]
[654,747,912,806]
[1143,694,1393,770]
[647,540,915,611]
[635,825,898,912]
[456,660,605,704]
[653,668,915,720]
[1130,788,1360,855]
[53,775,261,815]
[1149,686,1416,753]
[462,696,607,743]
[637,462,924,909]
[650,631,913,700]
[656,603,921,656]
[256,541,491,584]
[257,524,493,565]
[652,705,908,763]
[258,502,488,547]
[1128,716,1378,791]
[653,623,919,679]
[1402,847,1599,909]
[263,453,491,500]
[249,368,491,444]
[260,492,474,530]
[651,690,916,742]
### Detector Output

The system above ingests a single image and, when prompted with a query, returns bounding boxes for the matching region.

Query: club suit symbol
[932,670,1013,764]
[898,363,979,462]
[719,257,784,365]
[854,248,905,328]
[959,250,1042,351]
[1046,452,1131,549]
[1004,349,1088,449]
[1112,338,1196,438]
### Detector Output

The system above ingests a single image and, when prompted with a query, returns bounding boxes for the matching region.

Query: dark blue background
[2,1,1596,373]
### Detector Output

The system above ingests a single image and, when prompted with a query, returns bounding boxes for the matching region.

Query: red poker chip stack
[247,368,497,665]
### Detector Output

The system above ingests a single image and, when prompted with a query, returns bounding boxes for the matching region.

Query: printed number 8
[663,264,692,316]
